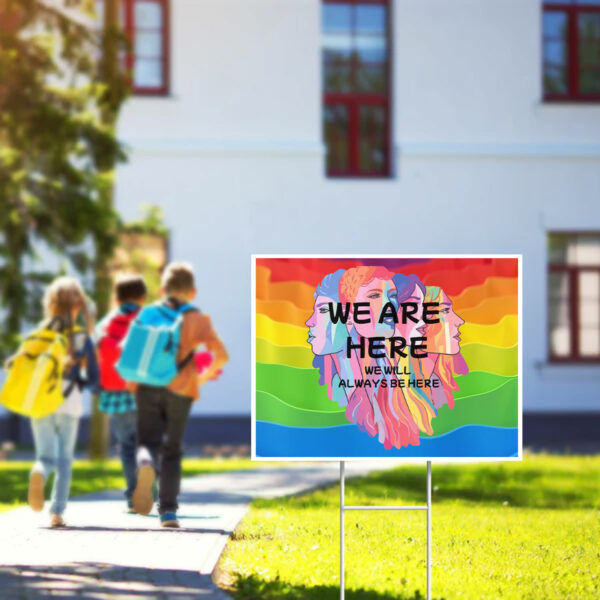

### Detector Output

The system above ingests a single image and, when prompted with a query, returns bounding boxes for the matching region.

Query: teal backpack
[116,300,197,386]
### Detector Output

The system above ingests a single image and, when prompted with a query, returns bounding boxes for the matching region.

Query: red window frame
[123,0,170,96]
[548,232,600,363]
[543,2,600,102]
[323,0,392,178]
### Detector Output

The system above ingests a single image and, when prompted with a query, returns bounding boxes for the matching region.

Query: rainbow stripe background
[254,257,520,459]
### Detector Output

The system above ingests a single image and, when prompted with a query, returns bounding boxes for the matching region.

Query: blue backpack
[116,301,197,387]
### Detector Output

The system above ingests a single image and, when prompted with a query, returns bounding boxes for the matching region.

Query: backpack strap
[162,299,200,371]
[164,298,199,315]
[177,351,196,372]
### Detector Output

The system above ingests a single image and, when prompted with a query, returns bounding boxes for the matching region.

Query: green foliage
[124,204,170,238]
[220,455,600,600]
[0,0,129,358]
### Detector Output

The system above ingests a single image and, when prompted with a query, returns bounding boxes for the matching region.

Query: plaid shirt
[99,390,136,414]
[97,303,140,415]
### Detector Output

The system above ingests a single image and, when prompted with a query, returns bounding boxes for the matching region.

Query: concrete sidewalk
[0,462,386,599]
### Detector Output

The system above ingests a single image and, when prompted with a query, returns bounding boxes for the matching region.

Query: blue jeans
[30,414,79,515]
[111,411,137,501]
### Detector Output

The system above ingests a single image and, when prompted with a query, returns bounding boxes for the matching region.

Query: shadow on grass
[228,573,444,600]
[254,463,600,511]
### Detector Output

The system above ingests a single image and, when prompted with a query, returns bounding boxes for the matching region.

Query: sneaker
[28,471,45,512]
[126,500,137,514]
[160,512,180,528]
[50,514,66,528]
[132,464,155,516]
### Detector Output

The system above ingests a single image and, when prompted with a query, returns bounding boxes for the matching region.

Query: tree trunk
[89,0,120,460]
[3,223,27,443]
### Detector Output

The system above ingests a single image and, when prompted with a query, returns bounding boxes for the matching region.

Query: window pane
[580,42,600,69]
[543,34,568,94]
[579,272,600,328]
[549,271,571,356]
[578,12,600,40]
[323,34,353,54]
[543,12,568,40]
[580,68,600,93]
[568,235,600,265]
[544,64,568,93]
[579,299,600,326]
[324,105,349,172]
[543,11,568,95]
[356,5,387,93]
[134,58,162,88]
[544,39,568,66]
[579,329,600,355]
[359,105,386,172]
[578,13,600,93]
[135,31,162,58]
[356,56,387,92]
[323,3,353,93]
[579,13,600,62]
[548,234,569,264]
[323,4,352,33]
[356,5,386,33]
[324,52,352,92]
[135,0,162,28]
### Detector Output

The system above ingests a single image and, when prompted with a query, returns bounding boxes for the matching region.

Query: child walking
[96,274,147,512]
[128,262,228,528]
[27,276,98,527]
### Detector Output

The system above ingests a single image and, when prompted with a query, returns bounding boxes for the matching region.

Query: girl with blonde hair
[27,276,98,527]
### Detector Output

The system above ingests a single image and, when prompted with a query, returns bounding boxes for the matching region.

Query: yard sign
[252,255,521,461]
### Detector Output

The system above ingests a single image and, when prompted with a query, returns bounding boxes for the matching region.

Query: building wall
[113,0,600,417]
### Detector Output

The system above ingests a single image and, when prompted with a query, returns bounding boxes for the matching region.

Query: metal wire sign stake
[339,461,432,600]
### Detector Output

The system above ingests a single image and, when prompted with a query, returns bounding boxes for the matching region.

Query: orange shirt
[168,311,221,401]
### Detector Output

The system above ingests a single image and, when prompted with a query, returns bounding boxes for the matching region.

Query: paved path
[0,462,388,599]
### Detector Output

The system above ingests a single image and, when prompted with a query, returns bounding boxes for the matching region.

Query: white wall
[114,0,600,416]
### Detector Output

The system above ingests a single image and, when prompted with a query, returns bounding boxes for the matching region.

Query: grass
[0,457,256,512]
[218,455,600,600]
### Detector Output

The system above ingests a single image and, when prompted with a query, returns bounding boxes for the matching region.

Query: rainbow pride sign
[252,255,521,461]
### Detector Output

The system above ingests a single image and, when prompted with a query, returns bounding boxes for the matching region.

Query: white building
[114,0,600,428]
[7,0,600,447]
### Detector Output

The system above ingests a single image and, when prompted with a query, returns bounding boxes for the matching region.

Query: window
[543,1,600,101]
[322,0,391,177]
[97,0,169,95]
[548,233,600,362]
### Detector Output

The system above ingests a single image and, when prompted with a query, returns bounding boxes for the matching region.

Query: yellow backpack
[0,324,70,418]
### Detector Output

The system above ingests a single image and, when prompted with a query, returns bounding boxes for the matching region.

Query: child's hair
[161,262,195,295]
[43,276,94,335]
[115,273,147,303]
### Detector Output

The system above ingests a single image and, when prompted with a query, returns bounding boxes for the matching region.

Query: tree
[88,0,130,459]
[0,0,129,444]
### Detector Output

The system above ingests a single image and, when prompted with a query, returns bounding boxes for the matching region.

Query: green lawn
[0,457,255,512]
[218,455,600,600]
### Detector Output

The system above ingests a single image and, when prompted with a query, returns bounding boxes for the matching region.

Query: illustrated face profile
[340,267,398,339]
[393,274,426,341]
[305,269,347,356]
[424,287,465,355]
